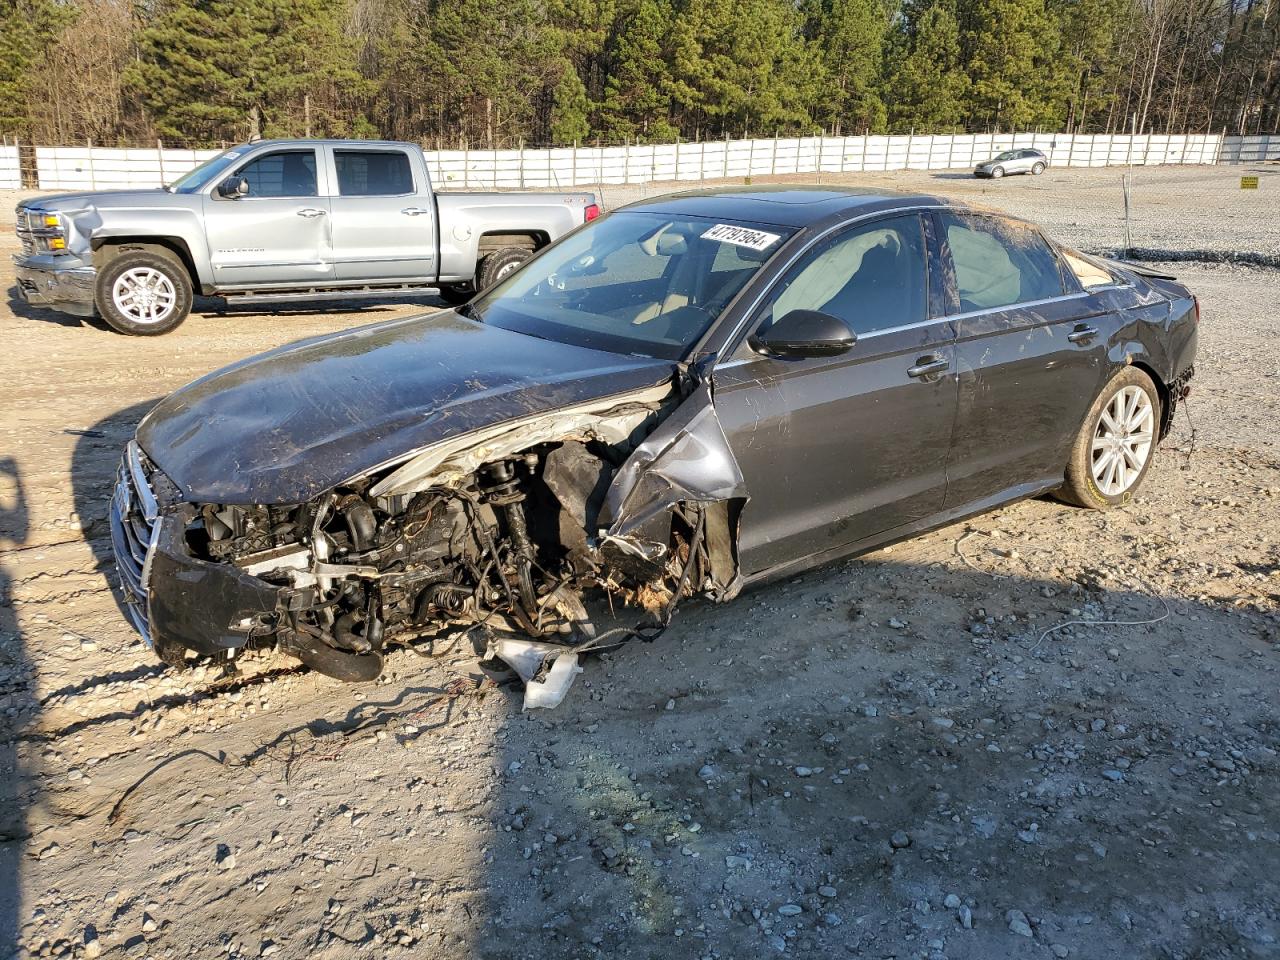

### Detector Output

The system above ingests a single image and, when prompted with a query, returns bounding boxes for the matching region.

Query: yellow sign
[1241,175,1260,189]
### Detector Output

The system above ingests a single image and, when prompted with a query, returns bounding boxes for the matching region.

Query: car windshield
[165,148,246,193]
[472,211,794,360]
[993,151,1019,161]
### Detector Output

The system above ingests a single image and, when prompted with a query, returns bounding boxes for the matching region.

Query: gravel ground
[1,167,1278,960]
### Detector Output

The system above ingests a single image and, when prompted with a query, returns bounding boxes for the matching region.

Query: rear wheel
[1057,367,1161,509]
[991,166,1005,179]
[476,246,531,291]
[1032,161,1046,175]
[96,249,193,335]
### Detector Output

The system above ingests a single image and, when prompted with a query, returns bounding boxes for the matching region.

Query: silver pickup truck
[14,139,599,334]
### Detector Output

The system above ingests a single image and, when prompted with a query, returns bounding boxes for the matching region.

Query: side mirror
[217,176,249,199]
[749,309,856,359]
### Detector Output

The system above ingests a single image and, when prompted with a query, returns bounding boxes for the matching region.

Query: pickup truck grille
[15,208,34,255]
[109,441,160,643]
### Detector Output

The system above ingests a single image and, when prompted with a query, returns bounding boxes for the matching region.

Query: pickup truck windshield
[166,148,245,193]
[473,211,794,360]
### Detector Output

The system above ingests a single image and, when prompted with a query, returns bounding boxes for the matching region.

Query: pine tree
[886,0,968,131]
[550,64,593,142]
[960,0,1065,128]
[125,0,365,142]
[804,0,887,134]
[600,0,679,140]
[0,0,75,137]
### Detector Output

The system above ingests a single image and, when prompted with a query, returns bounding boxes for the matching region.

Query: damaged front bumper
[14,253,97,317]
[109,442,286,656]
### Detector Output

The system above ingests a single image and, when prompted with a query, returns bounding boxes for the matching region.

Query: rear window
[335,150,415,196]
[1062,250,1119,289]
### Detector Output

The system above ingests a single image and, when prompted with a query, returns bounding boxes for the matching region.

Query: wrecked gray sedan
[109,187,1198,702]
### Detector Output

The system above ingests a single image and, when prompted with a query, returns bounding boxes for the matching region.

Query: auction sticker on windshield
[701,224,782,251]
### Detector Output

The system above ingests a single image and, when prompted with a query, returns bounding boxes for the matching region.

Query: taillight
[584,203,601,222]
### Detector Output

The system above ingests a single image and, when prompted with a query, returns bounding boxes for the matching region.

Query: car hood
[20,189,170,211]
[136,311,676,504]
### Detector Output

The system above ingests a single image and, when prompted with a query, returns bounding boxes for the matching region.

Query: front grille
[16,208,33,255]
[109,441,160,643]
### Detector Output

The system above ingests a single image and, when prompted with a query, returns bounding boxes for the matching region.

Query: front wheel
[437,282,474,306]
[1056,367,1161,509]
[476,246,531,291]
[991,166,1005,179]
[96,249,193,335]
[1032,162,1046,175]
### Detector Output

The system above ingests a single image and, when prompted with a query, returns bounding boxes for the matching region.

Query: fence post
[674,135,680,183]
[771,130,778,175]
[462,139,468,189]
[87,139,96,190]
[156,139,165,186]
[519,138,525,189]
[700,139,706,183]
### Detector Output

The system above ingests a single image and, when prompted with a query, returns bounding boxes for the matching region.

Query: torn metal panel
[368,383,671,501]
[603,380,747,540]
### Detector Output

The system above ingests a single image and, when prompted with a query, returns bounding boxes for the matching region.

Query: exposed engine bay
[175,380,746,705]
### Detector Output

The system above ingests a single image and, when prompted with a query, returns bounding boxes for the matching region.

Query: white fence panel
[0,144,20,189]
[35,145,220,190]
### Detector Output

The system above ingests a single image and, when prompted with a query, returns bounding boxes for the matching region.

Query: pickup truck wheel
[96,249,193,335]
[1056,367,1161,509]
[476,246,532,291]
[438,282,475,305]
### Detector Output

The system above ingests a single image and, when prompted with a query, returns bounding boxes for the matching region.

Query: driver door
[712,213,958,575]
[203,147,335,288]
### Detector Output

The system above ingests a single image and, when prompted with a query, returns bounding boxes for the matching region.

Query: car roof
[618,185,955,229]
[232,138,412,150]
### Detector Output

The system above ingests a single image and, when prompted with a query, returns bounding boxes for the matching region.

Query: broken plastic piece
[488,637,584,710]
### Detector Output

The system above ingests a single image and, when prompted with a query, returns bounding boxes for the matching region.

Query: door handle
[401,207,431,216]
[1067,324,1099,343]
[296,208,327,218]
[907,355,950,379]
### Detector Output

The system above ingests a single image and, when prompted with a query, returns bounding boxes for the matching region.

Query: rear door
[713,212,959,575]
[326,146,436,282]
[938,212,1112,508]
[203,147,334,287]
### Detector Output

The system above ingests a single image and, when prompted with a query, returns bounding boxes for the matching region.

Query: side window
[334,150,415,196]
[234,150,318,198]
[762,214,927,337]
[1062,249,1118,290]
[941,214,1064,311]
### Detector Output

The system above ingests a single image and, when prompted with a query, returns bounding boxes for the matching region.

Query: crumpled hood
[137,311,675,504]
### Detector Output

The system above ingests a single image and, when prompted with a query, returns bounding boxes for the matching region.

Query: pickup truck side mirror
[749,309,856,359]
[217,176,249,199]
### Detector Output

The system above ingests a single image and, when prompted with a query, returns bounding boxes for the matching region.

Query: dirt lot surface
[1,166,1278,960]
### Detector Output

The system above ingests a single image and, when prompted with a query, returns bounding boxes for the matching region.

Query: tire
[1056,367,1161,509]
[96,248,193,335]
[1032,162,1046,175]
[991,166,1005,179]
[476,246,532,291]
[438,282,474,306]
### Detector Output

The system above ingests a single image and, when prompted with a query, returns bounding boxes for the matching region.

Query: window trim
[331,147,418,198]
[216,147,322,201]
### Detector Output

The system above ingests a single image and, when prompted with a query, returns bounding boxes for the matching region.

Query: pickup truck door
[203,147,334,287]
[325,146,436,282]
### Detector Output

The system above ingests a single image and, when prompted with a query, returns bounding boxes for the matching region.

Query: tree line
[1,0,1277,148]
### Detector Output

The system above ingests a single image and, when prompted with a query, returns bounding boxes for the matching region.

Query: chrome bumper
[13,254,97,317]
[109,441,160,644]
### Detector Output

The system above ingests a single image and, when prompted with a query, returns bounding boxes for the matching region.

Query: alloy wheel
[112,267,177,325]
[1091,385,1154,496]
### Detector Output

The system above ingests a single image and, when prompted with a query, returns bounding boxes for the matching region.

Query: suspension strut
[480,457,540,620]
